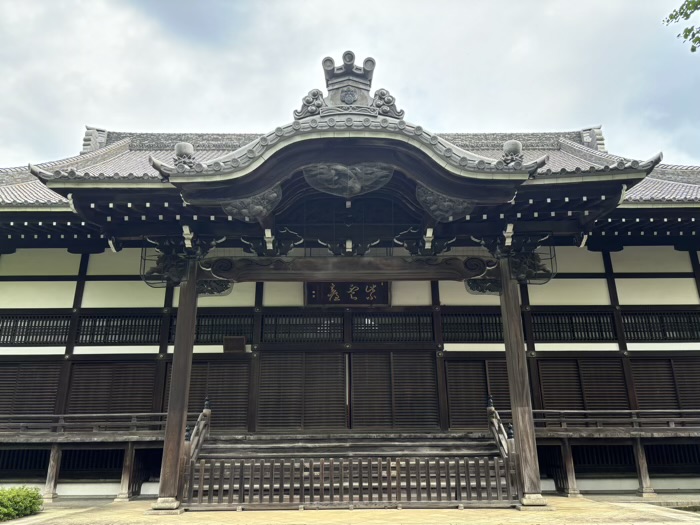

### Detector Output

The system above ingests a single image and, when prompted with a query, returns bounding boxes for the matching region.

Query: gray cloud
[1,0,698,168]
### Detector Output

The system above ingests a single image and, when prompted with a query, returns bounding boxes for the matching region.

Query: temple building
[1,51,699,510]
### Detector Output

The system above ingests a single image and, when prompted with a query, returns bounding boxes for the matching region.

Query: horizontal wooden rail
[529,409,700,429]
[0,412,200,434]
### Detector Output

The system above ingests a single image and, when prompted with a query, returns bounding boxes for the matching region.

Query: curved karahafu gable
[146,51,548,200]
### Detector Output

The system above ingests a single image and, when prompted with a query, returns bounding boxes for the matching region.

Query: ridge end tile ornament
[502,139,525,167]
[173,142,196,172]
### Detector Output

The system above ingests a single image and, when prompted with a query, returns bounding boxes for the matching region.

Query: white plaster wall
[0,282,76,308]
[576,477,639,492]
[0,249,80,276]
[391,281,432,306]
[81,281,165,308]
[262,282,304,307]
[627,342,700,351]
[0,483,43,491]
[555,247,605,273]
[443,343,506,351]
[140,481,159,496]
[616,278,699,305]
[0,347,66,355]
[540,478,556,492]
[55,482,121,497]
[193,345,224,353]
[173,281,256,307]
[612,246,692,273]
[87,249,141,275]
[528,279,610,306]
[651,477,700,491]
[438,281,501,306]
[72,346,159,354]
[535,343,619,351]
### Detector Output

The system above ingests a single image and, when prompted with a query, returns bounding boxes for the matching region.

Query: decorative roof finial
[322,51,375,107]
[173,142,195,172]
[294,51,404,119]
[502,140,524,168]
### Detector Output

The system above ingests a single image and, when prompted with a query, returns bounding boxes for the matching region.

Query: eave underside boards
[47,177,635,245]
[590,207,700,246]
[3,183,697,251]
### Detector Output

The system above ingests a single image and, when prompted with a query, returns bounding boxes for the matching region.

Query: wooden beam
[153,261,199,511]
[498,258,546,506]
[205,256,492,282]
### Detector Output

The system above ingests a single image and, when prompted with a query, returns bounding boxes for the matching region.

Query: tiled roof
[1,127,698,207]
[0,180,69,207]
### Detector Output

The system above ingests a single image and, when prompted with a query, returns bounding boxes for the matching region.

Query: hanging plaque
[306,282,389,306]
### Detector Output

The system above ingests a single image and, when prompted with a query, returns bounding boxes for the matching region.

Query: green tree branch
[664,0,700,52]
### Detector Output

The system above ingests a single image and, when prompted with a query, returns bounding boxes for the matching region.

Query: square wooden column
[43,444,62,503]
[560,439,581,497]
[152,261,199,511]
[115,442,136,502]
[633,439,655,497]
[498,258,546,506]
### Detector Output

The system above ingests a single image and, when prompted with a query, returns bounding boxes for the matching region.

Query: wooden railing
[530,409,700,430]
[183,455,517,509]
[486,397,511,460]
[0,412,198,436]
[187,400,212,463]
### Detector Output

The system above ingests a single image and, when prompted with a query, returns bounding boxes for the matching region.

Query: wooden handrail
[486,397,510,459]
[188,405,211,463]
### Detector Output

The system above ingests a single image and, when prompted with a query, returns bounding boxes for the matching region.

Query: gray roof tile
[1,128,698,207]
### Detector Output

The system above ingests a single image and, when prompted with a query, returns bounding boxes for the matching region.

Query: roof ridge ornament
[293,51,404,119]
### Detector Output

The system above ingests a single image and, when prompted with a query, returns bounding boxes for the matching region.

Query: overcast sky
[1,0,698,168]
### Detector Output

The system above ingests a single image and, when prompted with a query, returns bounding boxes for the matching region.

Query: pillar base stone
[637,488,656,498]
[148,497,184,514]
[42,493,58,503]
[114,494,132,503]
[561,489,582,497]
[517,494,550,510]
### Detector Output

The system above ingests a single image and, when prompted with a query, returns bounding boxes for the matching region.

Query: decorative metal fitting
[487,395,494,408]
[204,396,210,410]
[184,425,191,441]
[507,423,514,439]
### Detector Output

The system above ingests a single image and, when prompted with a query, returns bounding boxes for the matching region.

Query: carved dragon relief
[415,183,475,223]
[221,186,282,223]
[303,163,394,198]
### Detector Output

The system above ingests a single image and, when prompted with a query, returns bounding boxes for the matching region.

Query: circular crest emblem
[340,87,358,105]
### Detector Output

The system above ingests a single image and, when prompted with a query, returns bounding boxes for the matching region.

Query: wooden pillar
[43,445,62,503]
[115,443,136,502]
[153,261,199,511]
[499,258,546,506]
[560,439,580,497]
[633,439,655,497]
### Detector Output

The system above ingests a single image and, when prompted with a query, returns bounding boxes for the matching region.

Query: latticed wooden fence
[183,455,517,509]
